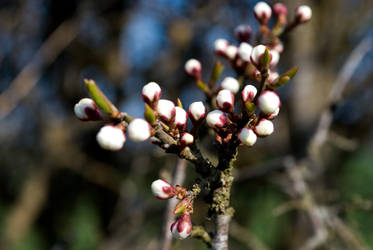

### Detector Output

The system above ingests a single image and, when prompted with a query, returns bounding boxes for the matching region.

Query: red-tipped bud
[216,89,234,113]
[250,44,271,68]
[157,99,176,122]
[151,179,176,199]
[238,127,257,146]
[206,110,228,128]
[226,45,238,60]
[214,39,229,56]
[174,107,188,130]
[180,132,194,146]
[268,71,279,84]
[267,107,280,120]
[254,1,272,25]
[235,24,252,43]
[96,125,126,151]
[238,42,253,62]
[296,5,312,23]
[270,50,280,67]
[221,77,240,94]
[254,118,274,137]
[170,214,192,239]
[74,98,103,121]
[142,82,162,105]
[273,3,288,16]
[188,101,206,124]
[241,85,257,102]
[127,118,152,142]
[257,90,280,114]
[184,59,202,79]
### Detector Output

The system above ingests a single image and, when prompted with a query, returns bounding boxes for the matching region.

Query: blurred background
[0,0,373,249]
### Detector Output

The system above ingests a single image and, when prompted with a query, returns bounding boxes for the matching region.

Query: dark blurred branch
[0,18,79,119]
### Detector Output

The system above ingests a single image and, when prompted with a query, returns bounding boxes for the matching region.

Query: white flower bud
[157,99,176,122]
[241,85,257,102]
[221,77,240,94]
[174,107,188,129]
[268,71,279,84]
[127,118,152,142]
[270,50,280,67]
[296,5,312,23]
[235,24,252,42]
[214,38,229,55]
[206,110,228,128]
[151,179,176,199]
[188,101,206,124]
[74,98,102,121]
[257,90,280,114]
[225,45,238,60]
[216,89,234,112]
[254,1,272,24]
[170,214,192,239]
[180,132,194,146]
[250,44,270,67]
[184,59,202,79]
[142,82,161,104]
[254,119,274,137]
[267,107,280,120]
[96,125,125,151]
[238,42,253,62]
[238,128,257,146]
[272,42,284,54]
[273,3,288,16]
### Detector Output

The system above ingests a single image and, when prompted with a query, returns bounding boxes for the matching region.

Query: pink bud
[272,42,284,54]
[241,85,257,102]
[184,59,202,79]
[127,118,152,142]
[267,107,280,120]
[174,107,188,130]
[188,101,206,124]
[170,214,192,239]
[142,82,162,105]
[214,39,229,56]
[250,44,271,67]
[225,45,238,60]
[268,71,279,84]
[235,24,252,43]
[157,99,176,122]
[238,127,257,146]
[254,1,272,24]
[270,50,280,67]
[74,98,103,121]
[151,179,176,199]
[273,3,288,16]
[216,89,234,113]
[296,5,312,23]
[238,42,253,62]
[96,125,126,151]
[180,132,194,146]
[257,90,280,114]
[221,77,240,94]
[254,119,274,137]
[206,110,228,128]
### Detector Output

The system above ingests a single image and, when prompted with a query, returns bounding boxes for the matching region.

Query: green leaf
[268,66,298,90]
[144,103,156,125]
[84,79,119,118]
[209,61,224,88]
[196,80,209,93]
[177,98,183,108]
[261,48,271,70]
[244,101,256,113]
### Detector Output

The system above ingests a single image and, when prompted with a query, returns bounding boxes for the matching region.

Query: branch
[192,226,212,248]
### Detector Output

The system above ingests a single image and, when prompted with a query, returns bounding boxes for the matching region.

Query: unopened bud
[270,50,280,67]
[238,127,257,146]
[238,42,253,62]
[273,3,288,16]
[272,42,284,54]
[170,214,192,239]
[74,98,103,121]
[267,107,280,120]
[235,24,252,43]
[157,99,176,122]
[226,45,238,60]
[180,132,194,146]
[216,89,234,113]
[174,107,188,130]
[254,119,274,137]
[151,179,176,199]
[257,90,280,114]
[206,110,228,128]
[296,5,312,23]
[96,125,126,150]
[214,39,229,56]
[241,85,257,102]
[268,71,279,84]
[188,101,206,124]
[254,1,272,25]
[221,77,240,94]
[251,44,271,68]
[127,118,152,142]
[142,82,161,105]
[184,59,202,79]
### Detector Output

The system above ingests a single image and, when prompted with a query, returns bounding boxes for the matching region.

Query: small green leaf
[84,79,119,118]
[261,48,271,70]
[144,103,156,125]
[283,66,298,79]
[196,80,209,93]
[268,66,298,90]
[177,98,183,108]
[209,61,224,88]
[245,101,256,113]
